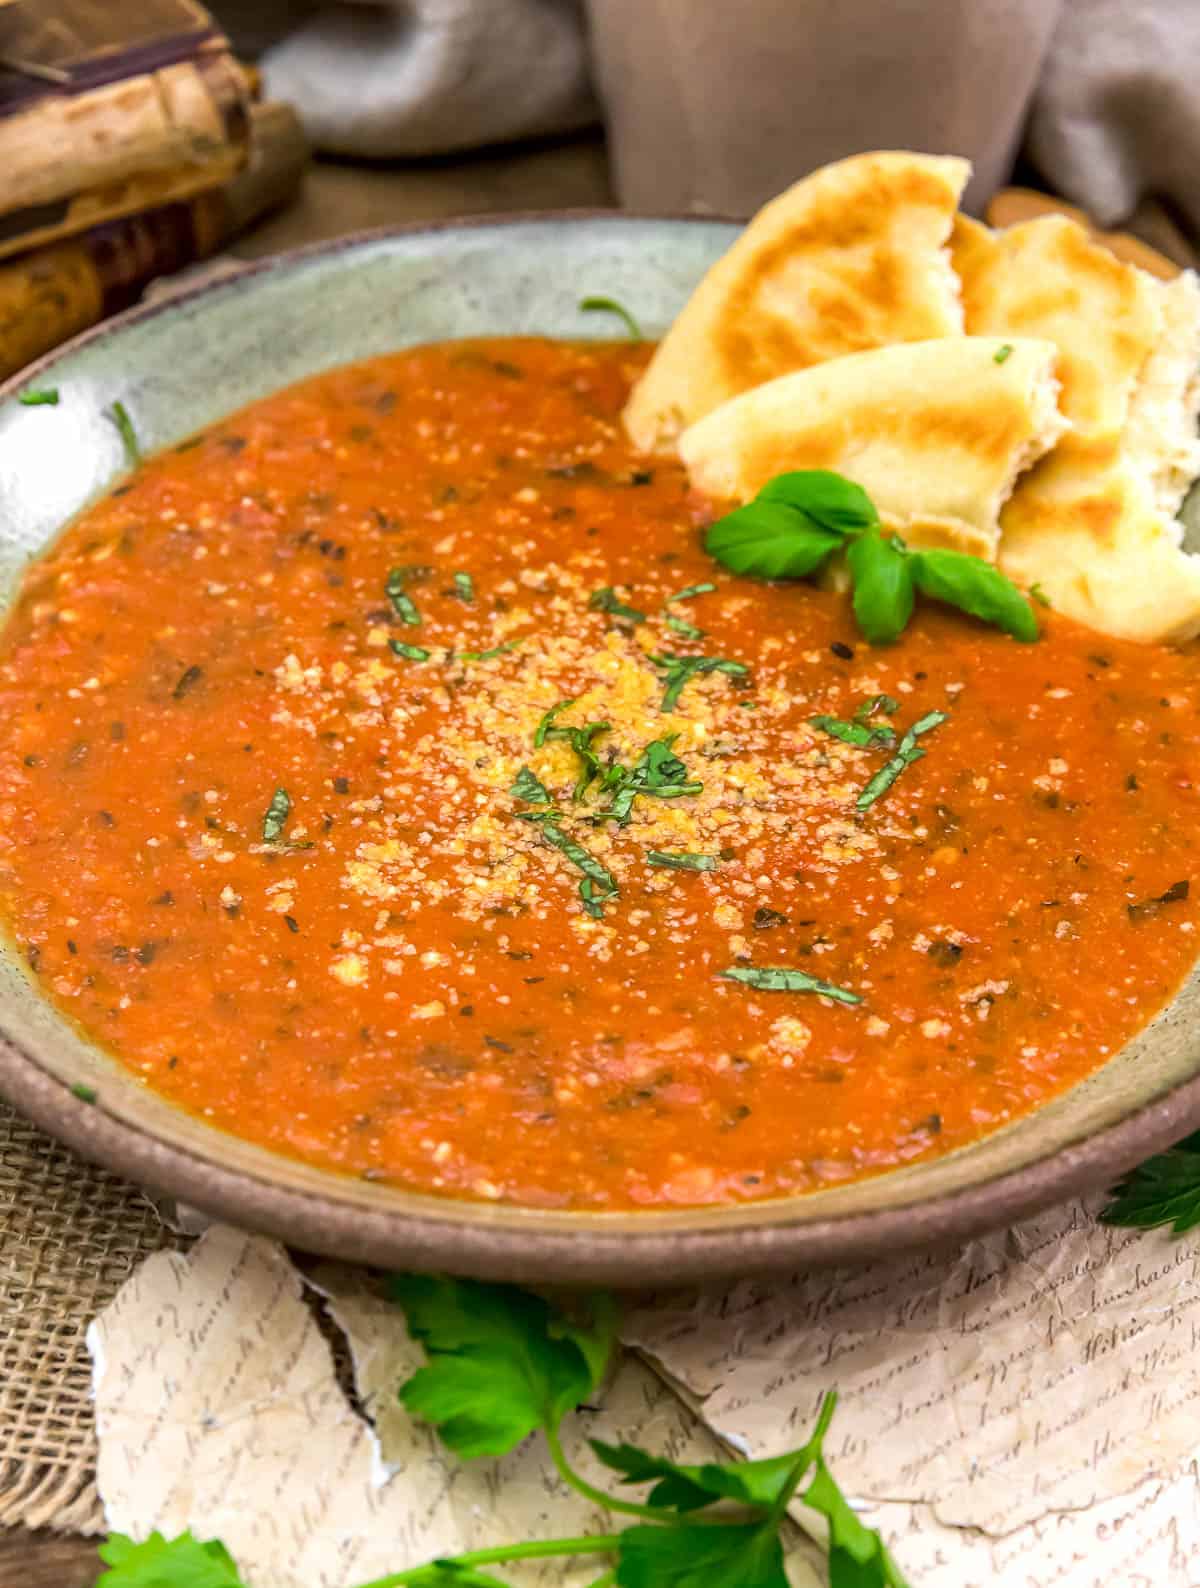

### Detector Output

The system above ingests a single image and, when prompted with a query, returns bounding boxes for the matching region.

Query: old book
[0,0,252,258]
[0,99,306,380]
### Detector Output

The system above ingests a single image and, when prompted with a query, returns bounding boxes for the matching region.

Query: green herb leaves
[510,766,552,806]
[390,639,431,662]
[856,709,947,811]
[389,1277,616,1457]
[617,1522,788,1588]
[107,400,141,468]
[912,548,1039,642]
[579,294,644,340]
[720,965,862,1005]
[646,851,718,871]
[705,468,1039,646]
[261,787,291,843]
[96,1531,245,1587]
[19,387,59,406]
[599,736,703,826]
[541,822,619,918]
[649,653,749,711]
[590,586,646,624]
[1101,1131,1200,1235]
[386,567,422,626]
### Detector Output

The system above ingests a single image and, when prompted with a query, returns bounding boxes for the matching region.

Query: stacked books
[0,0,307,377]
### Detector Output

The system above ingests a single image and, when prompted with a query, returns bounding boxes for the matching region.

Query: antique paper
[88,1224,823,1588]
[627,1195,1200,1583]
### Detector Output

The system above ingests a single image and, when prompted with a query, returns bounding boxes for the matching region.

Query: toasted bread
[679,336,1065,559]
[623,151,969,453]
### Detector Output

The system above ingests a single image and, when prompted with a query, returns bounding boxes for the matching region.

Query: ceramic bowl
[1,213,1198,1286]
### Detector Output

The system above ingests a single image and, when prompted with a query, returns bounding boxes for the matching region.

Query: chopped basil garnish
[667,582,717,603]
[810,714,895,750]
[994,343,1014,364]
[510,766,552,805]
[856,709,948,810]
[540,823,619,918]
[385,567,421,626]
[856,693,899,721]
[578,294,643,340]
[453,571,475,603]
[534,697,579,748]
[71,1082,98,1103]
[543,718,612,800]
[664,613,704,640]
[589,586,646,624]
[705,468,1039,646]
[457,640,519,661]
[107,400,141,467]
[650,652,750,711]
[596,735,702,825]
[647,851,718,871]
[19,388,59,406]
[262,787,291,843]
[389,639,430,661]
[720,965,862,1004]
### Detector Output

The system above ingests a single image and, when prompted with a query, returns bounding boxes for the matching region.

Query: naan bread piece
[679,336,1065,560]
[951,213,1165,437]
[998,439,1200,644]
[624,151,969,454]
[1122,269,1200,517]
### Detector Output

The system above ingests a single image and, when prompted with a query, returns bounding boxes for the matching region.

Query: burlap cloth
[0,1101,173,1533]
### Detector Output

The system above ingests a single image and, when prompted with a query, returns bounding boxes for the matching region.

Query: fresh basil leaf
[540,822,619,917]
[854,694,899,722]
[616,1522,788,1588]
[1101,1132,1200,1234]
[534,698,579,748]
[96,1530,245,1587]
[390,639,431,661]
[389,1276,614,1457]
[757,469,879,536]
[911,548,1038,642]
[667,582,717,603]
[664,612,704,640]
[847,529,915,645]
[810,715,895,750]
[453,571,475,602]
[720,966,861,1005]
[649,653,750,711]
[19,388,59,407]
[705,502,844,580]
[579,294,643,340]
[457,641,519,661]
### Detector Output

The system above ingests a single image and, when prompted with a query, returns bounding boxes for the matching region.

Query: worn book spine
[0,101,306,380]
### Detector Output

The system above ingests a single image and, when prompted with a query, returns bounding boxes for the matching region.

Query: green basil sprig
[704,469,1038,645]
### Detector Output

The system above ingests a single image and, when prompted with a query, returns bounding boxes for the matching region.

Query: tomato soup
[1,338,1198,1209]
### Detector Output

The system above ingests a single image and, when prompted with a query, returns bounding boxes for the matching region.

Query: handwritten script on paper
[625,1195,1200,1586]
[88,1224,823,1588]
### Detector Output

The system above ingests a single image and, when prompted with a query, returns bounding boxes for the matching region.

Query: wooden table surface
[0,133,609,1588]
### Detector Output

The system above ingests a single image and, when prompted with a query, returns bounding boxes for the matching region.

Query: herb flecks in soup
[1,338,1198,1209]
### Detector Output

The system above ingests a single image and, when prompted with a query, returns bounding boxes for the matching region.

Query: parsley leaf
[705,502,845,579]
[803,1461,909,1587]
[616,1522,787,1588]
[96,1530,245,1587]
[19,387,59,406]
[593,1442,803,1511]
[720,965,862,1005]
[389,1276,616,1457]
[649,652,749,711]
[1101,1131,1200,1234]
[261,787,291,843]
[847,528,915,645]
[386,567,422,626]
[579,294,643,340]
[856,709,947,811]
[912,548,1038,642]
[646,851,718,871]
[107,400,141,467]
[590,587,646,624]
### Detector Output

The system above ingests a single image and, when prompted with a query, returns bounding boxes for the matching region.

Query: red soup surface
[1,338,1198,1209]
